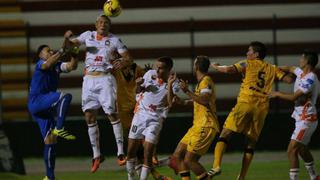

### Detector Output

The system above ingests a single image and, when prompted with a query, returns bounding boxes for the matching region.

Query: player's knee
[244,147,255,155]
[287,146,299,155]
[220,129,233,138]
[63,93,72,102]
[217,137,229,144]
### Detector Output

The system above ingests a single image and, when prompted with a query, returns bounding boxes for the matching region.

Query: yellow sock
[179,170,191,180]
[213,141,227,169]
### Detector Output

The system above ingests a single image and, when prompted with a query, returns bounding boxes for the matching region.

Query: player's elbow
[282,74,294,84]
[70,63,78,70]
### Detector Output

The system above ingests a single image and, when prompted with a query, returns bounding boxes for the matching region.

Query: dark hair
[35,44,49,62]
[195,55,210,73]
[157,56,173,70]
[303,49,318,68]
[250,41,267,59]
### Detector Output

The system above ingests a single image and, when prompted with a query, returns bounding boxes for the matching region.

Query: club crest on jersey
[105,40,110,46]
[89,34,95,41]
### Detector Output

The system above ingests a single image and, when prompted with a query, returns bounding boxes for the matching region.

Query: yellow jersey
[193,75,220,132]
[113,64,145,112]
[234,59,286,102]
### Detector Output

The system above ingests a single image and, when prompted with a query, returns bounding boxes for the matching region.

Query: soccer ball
[103,0,122,17]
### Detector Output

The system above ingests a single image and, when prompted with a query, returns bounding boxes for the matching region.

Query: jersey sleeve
[199,76,213,94]
[299,75,315,94]
[75,31,91,45]
[115,38,128,54]
[233,60,247,73]
[293,67,302,76]
[274,66,286,80]
[55,61,63,73]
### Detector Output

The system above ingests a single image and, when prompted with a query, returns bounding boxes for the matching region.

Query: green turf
[1,152,319,180]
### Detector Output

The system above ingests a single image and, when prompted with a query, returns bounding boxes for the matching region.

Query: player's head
[95,14,111,36]
[155,56,173,80]
[194,55,210,73]
[247,41,267,60]
[35,44,53,61]
[300,49,318,69]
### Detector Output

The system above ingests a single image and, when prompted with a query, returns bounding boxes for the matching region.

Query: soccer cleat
[168,156,178,175]
[52,128,76,140]
[117,154,126,166]
[91,156,105,173]
[208,167,221,178]
[43,176,55,180]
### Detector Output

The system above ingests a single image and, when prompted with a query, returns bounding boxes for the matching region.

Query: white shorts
[82,74,117,114]
[291,119,318,145]
[128,112,163,144]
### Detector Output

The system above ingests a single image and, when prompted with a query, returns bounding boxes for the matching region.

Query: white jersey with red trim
[76,31,128,73]
[135,70,179,118]
[291,67,320,121]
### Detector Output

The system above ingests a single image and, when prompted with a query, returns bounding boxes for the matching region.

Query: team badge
[105,40,110,46]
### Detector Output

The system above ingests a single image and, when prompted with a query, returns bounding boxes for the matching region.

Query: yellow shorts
[118,110,134,131]
[180,126,217,155]
[224,101,269,142]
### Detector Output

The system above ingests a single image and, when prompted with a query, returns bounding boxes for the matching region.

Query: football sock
[213,138,228,169]
[126,158,136,180]
[289,168,299,180]
[179,170,191,180]
[44,144,56,180]
[111,119,124,156]
[135,163,143,177]
[88,122,100,159]
[305,161,318,179]
[56,93,72,130]
[140,165,151,180]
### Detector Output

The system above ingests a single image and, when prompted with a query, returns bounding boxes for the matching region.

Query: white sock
[126,158,136,180]
[140,165,151,180]
[111,120,124,156]
[88,123,100,159]
[290,168,299,180]
[305,161,318,180]
[135,164,143,177]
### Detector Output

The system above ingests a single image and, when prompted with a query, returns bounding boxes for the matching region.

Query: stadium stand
[1,0,320,121]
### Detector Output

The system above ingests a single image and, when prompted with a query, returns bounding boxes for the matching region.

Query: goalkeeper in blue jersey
[27,31,79,180]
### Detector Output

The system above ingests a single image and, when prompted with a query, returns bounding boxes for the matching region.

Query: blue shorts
[28,92,61,139]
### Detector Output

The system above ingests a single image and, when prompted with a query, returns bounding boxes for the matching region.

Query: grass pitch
[1,150,319,180]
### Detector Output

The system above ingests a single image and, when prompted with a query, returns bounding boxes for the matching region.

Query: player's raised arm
[39,47,64,70]
[210,62,238,74]
[167,73,177,109]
